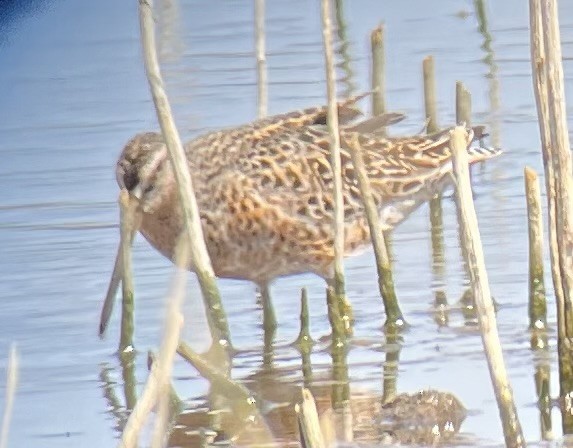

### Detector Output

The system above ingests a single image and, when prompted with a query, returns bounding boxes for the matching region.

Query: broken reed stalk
[530,0,573,430]
[450,126,525,447]
[118,191,137,353]
[118,238,189,448]
[0,345,17,448]
[149,282,186,448]
[259,283,277,334]
[456,81,471,126]
[295,287,313,349]
[320,0,350,326]
[138,0,231,349]
[422,56,439,134]
[147,352,184,426]
[254,0,267,118]
[296,388,326,448]
[370,24,386,119]
[524,168,547,335]
[347,135,404,328]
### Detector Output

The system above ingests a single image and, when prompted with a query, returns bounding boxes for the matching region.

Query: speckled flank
[116,96,500,285]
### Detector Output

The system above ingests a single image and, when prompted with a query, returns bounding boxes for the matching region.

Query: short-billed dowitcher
[111,96,499,326]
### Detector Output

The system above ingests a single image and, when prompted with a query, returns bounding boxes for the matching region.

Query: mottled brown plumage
[116,96,499,286]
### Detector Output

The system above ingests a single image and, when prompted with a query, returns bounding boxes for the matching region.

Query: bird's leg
[257,283,277,343]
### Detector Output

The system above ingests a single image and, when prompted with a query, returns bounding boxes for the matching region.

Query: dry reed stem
[455,81,471,126]
[118,239,189,448]
[150,246,188,447]
[0,345,18,448]
[321,0,349,324]
[371,24,386,119]
[296,388,326,448]
[422,56,439,134]
[529,0,563,318]
[530,0,573,428]
[454,82,472,284]
[255,0,267,118]
[524,167,547,333]
[347,134,404,327]
[147,351,183,414]
[450,127,524,447]
[539,0,573,335]
[138,0,231,348]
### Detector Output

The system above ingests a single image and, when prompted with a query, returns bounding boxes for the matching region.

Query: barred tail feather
[467,145,502,164]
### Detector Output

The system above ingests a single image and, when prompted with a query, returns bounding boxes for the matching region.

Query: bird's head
[115,132,173,213]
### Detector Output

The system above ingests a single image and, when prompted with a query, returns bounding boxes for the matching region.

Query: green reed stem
[534,360,553,440]
[295,288,314,349]
[326,287,346,346]
[321,0,352,331]
[382,327,401,404]
[120,350,138,411]
[119,190,136,353]
[347,135,405,328]
[524,167,547,344]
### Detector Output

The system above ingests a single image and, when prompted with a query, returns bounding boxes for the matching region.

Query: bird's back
[175,101,497,282]
[127,97,500,283]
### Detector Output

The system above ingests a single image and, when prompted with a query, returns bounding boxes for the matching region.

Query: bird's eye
[123,170,139,192]
[144,184,154,194]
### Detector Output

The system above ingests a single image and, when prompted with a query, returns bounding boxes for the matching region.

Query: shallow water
[0,0,572,446]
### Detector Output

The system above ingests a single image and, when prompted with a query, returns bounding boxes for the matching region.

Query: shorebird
[101,96,499,334]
